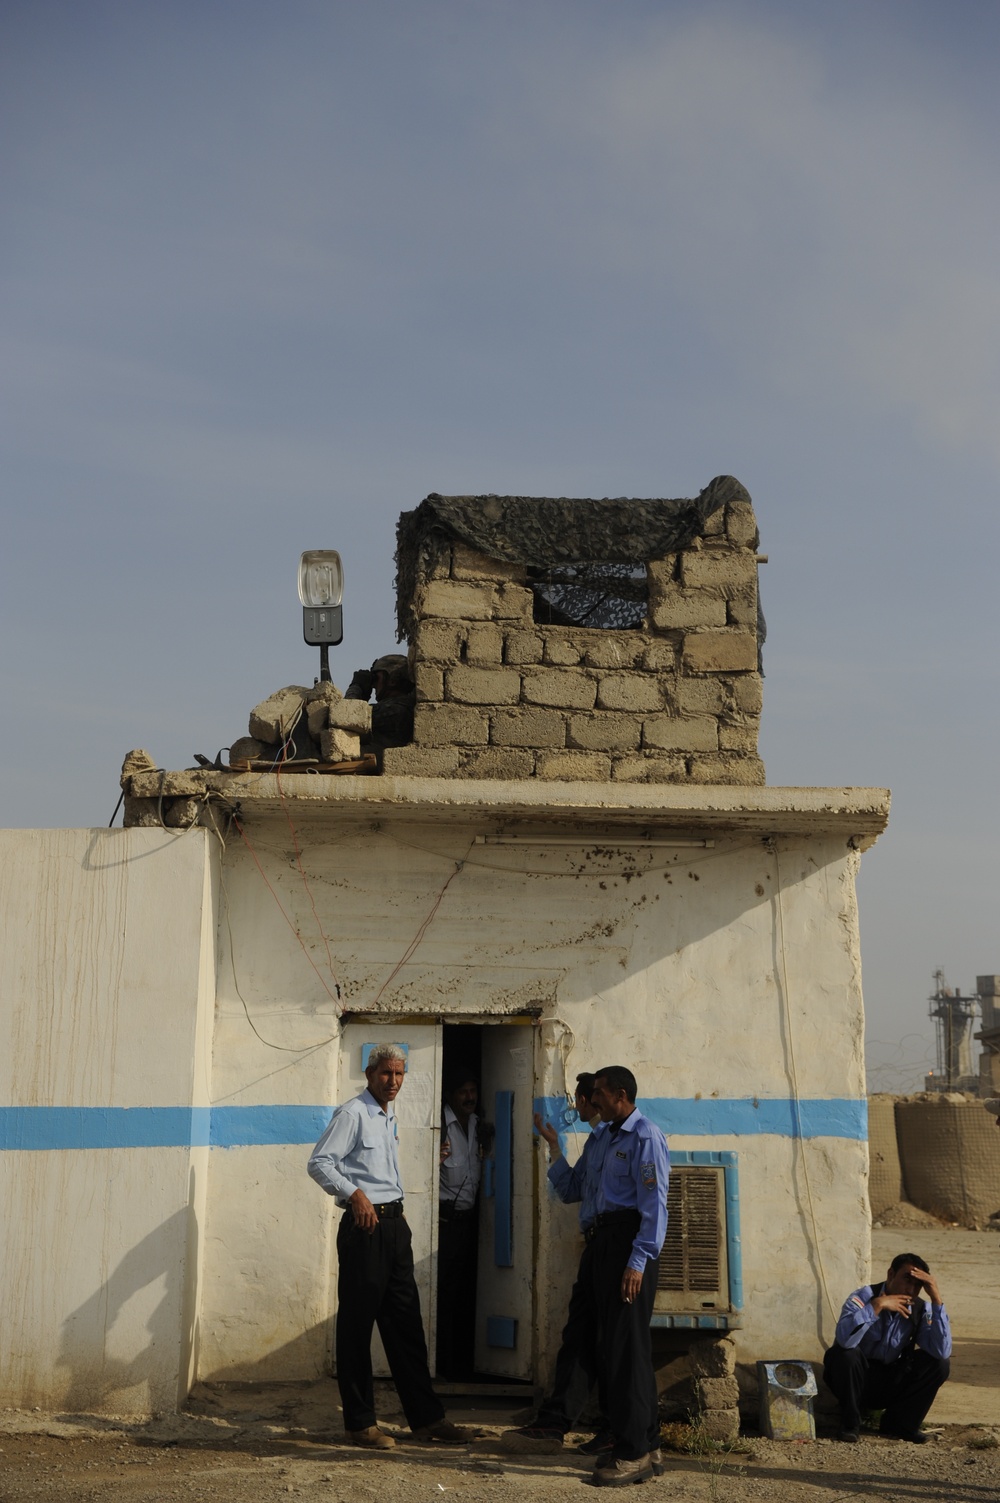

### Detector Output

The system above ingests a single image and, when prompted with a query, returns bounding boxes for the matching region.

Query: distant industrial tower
[924,971,1000,1095]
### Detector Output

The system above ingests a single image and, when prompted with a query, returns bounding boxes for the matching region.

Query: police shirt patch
[640,1160,658,1189]
[615,1149,627,1159]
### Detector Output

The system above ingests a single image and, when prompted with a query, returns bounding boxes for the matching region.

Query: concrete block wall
[385,498,764,784]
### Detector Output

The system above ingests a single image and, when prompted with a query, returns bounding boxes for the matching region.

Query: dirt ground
[1,1228,997,1503]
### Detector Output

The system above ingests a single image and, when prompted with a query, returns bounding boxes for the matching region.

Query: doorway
[335,1016,537,1386]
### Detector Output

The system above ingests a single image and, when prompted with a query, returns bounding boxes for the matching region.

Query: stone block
[583,635,646,669]
[129,769,207,798]
[458,748,535,780]
[382,745,461,777]
[465,623,504,664]
[719,719,759,752]
[523,670,597,710]
[414,703,489,746]
[163,797,202,829]
[544,637,583,666]
[689,1339,737,1379]
[249,685,310,742]
[494,583,535,621]
[490,709,566,748]
[329,699,373,733]
[727,588,758,628]
[650,589,728,631]
[567,714,642,751]
[304,680,343,705]
[446,665,522,705]
[451,542,524,583]
[680,548,757,597]
[726,499,759,548]
[228,736,268,766]
[535,751,611,781]
[414,663,444,703]
[643,715,717,752]
[320,728,361,762]
[418,579,498,621]
[416,620,467,662]
[702,505,725,536]
[504,629,544,665]
[611,755,686,783]
[306,700,332,738]
[596,675,664,712]
[121,748,157,784]
[123,796,161,828]
[683,631,757,674]
[695,1376,740,1410]
[673,677,726,715]
[687,752,766,785]
[697,1409,740,1443]
[731,674,763,714]
[642,640,677,672]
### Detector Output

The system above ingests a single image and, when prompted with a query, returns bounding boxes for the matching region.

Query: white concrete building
[0,480,889,1416]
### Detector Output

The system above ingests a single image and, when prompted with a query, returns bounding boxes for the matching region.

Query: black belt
[439,1204,477,1222]
[374,1200,405,1218]
[586,1209,640,1241]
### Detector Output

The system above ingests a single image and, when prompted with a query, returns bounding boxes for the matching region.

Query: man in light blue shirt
[308,1044,472,1450]
[824,1252,951,1443]
[502,1072,610,1454]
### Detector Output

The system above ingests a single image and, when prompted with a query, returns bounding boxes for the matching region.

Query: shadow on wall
[56,1178,199,1415]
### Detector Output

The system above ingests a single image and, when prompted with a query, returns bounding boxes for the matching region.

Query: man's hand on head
[349,1189,378,1232]
[911,1267,943,1304]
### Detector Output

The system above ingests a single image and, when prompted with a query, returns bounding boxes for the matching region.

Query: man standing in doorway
[308,1043,474,1449]
[436,1066,482,1379]
[501,1072,612,1454]
[585,1065,669,1487]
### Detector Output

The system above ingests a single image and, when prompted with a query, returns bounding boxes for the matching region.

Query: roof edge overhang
[143,771,889,848]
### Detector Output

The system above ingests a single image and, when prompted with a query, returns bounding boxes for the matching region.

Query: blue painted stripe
[1,1096,867,1151]
[532,1095,867,1143]
[0,1105,331,1151]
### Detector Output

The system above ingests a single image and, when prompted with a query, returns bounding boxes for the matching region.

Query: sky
[3,0,999,1091]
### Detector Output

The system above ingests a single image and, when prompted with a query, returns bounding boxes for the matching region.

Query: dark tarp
[394,474,753,641]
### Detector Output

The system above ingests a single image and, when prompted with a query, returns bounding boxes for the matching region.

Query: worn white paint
[0,780,887,1411]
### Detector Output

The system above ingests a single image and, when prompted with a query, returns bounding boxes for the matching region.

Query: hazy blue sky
[4,0,999,1089]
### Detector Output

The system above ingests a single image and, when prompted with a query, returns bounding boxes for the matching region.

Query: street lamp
[298,550,343,683]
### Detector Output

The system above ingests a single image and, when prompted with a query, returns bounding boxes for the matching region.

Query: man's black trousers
[336,1212,445,1433]
[589,1219,659,1461]
[535,1237,603,1433]
[823,1344,950,1435]
[435,1208,478,1380]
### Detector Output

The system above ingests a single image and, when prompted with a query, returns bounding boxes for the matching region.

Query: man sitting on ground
[824,1252,951,1444]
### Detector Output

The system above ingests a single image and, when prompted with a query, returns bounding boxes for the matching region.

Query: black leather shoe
[880,1427,928,1444]
[577,1430,614,1456]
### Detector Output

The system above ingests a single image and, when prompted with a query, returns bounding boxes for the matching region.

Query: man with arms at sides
[585,1065,670,1487]
[824,1252,951,1443]
[436,1066,483,1380]
[501,1072,612,1454]
[308,1043,475,1449]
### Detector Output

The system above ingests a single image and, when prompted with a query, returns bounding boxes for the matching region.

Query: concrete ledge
[131,770,890,843]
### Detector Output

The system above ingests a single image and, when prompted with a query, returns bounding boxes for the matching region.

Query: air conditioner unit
[651,1150,742,1330]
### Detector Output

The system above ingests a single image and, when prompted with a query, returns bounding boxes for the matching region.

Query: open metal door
[474,1021,535,1379]
[335,1021,443,1376]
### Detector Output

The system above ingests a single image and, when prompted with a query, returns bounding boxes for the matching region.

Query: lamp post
[298,550,343,683]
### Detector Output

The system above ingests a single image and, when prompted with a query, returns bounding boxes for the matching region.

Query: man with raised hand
[308,1043,474,1450]
[501,1072,611,1454]
[585,1065,669,1487]
[824,1252,951,1443]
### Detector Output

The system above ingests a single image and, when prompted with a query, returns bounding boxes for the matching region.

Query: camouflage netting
[394,474,750,641]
